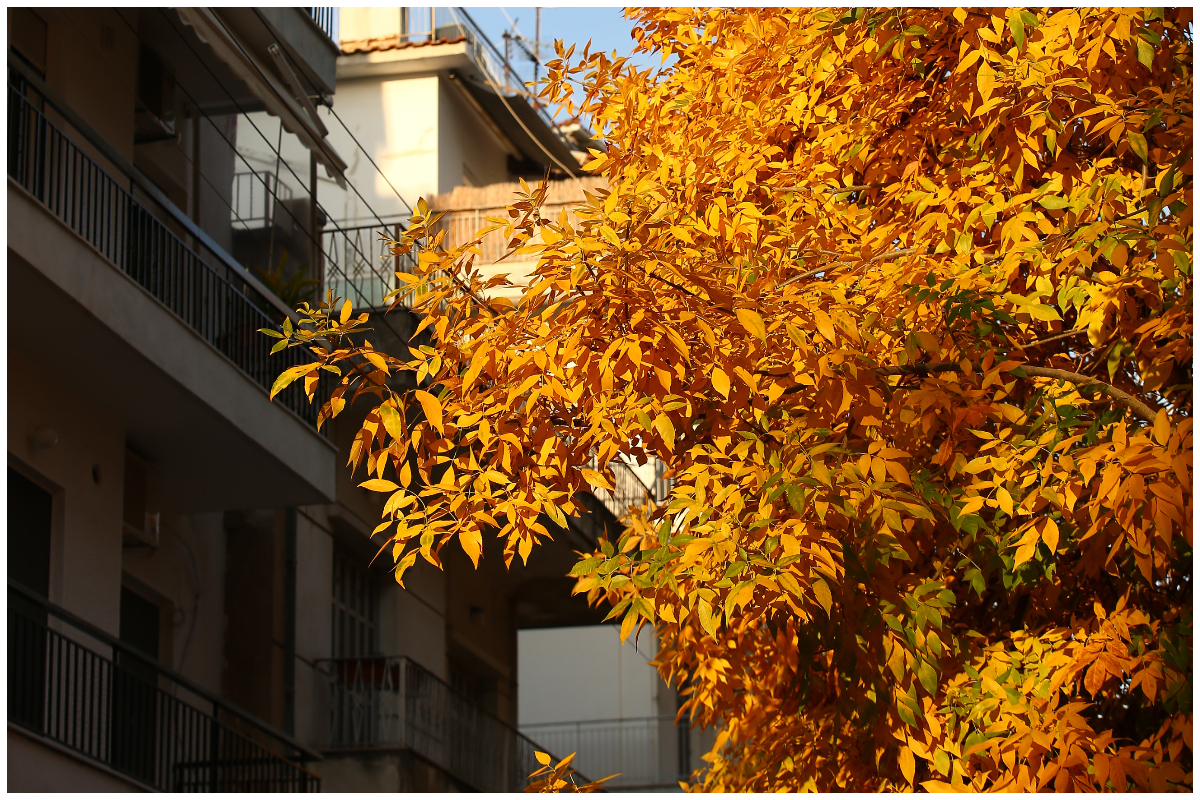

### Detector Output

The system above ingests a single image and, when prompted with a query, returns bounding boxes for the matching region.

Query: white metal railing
[521,716,689,789]
[430,199,589,265]
[314,656,582,791]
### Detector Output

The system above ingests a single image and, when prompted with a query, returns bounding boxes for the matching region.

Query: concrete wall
[438,75,511,191]
[121,510,228,690]
[8,729,144,792]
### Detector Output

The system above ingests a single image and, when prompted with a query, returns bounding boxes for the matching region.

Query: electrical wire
[449,7,582,184]
[250,9,414,218]
[142,10,409,334]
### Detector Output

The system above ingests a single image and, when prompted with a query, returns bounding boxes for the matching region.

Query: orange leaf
[413,389,444,434]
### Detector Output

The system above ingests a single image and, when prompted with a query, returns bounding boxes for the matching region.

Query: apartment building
[7,7,638,792]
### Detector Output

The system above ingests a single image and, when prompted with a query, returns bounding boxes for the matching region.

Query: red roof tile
[340,35,467,56]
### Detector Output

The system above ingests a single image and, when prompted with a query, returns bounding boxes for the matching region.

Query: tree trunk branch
[875,362,1158,422]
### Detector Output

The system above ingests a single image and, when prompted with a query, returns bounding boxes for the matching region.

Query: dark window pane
[8,467,52,597]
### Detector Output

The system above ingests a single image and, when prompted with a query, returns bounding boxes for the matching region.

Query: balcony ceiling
[137,8,267,117]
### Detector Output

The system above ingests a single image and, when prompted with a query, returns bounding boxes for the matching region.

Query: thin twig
[768,183,886,194]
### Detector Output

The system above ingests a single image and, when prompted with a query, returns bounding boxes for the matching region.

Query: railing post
[398,657,408,751]
[208,710,222,792]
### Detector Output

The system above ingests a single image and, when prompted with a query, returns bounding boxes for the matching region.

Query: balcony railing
[522,716,691,790]
[9,582,320,792]
[7,65,328,430]
[322,223,420,310]
[315,656,584,792]
[585,455,674,522]
[307,8,338,45]
[231,172,294,231]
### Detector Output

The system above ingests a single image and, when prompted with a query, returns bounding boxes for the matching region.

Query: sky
[448,6,655,118]
[462,6,644,66]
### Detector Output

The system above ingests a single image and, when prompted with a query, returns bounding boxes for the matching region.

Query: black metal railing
[8,582,320,792]
[315,656,585,792]
[307,8,338,44]
[7,69,327,429]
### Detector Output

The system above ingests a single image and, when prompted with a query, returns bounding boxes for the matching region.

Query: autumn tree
[267,7,1192,792]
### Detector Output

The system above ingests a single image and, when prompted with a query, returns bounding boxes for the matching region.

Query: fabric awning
[176,8,348,188]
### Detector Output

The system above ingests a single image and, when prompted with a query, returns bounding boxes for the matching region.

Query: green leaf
[379,402,406,443]
[918,659,938,694]
[1137,38,1155,68]
[785,484,806,513]
[1127,131,1149,163]
[1038,195,1070,210]
[1008,13,1025,48]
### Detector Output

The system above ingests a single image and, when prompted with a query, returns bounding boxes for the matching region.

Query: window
[331,549,377,659]
[8,466,52,597]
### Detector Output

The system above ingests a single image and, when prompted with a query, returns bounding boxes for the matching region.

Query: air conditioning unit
[122,451,159,549]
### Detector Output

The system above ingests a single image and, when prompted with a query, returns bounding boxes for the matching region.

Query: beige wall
[42,8,139,164]
[438,75,511,191]
[8,349,126,634]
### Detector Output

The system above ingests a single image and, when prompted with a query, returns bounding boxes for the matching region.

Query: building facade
[7,6,692,793]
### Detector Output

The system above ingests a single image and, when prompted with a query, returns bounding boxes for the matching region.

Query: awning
[175,7,348,188]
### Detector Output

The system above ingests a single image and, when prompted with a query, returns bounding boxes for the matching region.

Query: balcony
[522,716,691,790]
[8,71,325,428]
[7,61,336,510]
[9,582,319,792]
[315,655,582,792]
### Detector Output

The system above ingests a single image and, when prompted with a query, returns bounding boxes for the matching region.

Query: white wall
[438,77,511,191]
[518,625,665,725]
[238,75,439,229]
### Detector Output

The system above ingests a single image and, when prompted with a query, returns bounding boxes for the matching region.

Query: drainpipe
[284,506,297,735]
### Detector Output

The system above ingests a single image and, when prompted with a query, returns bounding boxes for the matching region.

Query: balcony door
[111,586,162,783]
[8,466,53,733]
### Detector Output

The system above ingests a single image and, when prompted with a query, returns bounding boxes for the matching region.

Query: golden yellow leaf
[413,389,444,434]
[711,367,731,399]
[736,307,767,342]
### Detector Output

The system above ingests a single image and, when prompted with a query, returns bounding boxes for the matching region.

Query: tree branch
[768,183,886,194]
[779,247,927,289]
[1011,327,1086,349]
[874,362,1159,422]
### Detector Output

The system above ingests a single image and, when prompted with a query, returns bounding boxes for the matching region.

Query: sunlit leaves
[263,6,1191,794]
